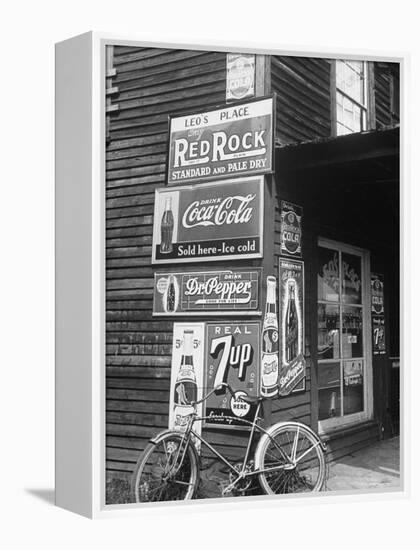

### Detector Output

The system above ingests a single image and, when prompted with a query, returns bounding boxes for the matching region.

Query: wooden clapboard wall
[106,46,228,478]
[106,48,400,481]
[271,56,332,144]
[374,63,400,128]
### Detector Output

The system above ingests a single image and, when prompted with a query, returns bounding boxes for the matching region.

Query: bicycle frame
[162,384,325,495]
[175,401,297,494]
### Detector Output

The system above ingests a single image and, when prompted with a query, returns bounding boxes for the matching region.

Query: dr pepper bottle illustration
[261,276,279,397]
[285,280,298,363]
[166,275,176,312]
[160,196,174,254]
[173,330,197,429]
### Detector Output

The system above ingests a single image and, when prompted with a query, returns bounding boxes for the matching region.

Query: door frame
[317,237,373,434]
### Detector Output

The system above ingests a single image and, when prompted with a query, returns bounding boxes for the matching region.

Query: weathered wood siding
[106,46,228,477]
[374,63,400,128]
[271,56,332,144]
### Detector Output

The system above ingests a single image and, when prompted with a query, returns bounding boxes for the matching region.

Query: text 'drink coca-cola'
[152,177,264,264]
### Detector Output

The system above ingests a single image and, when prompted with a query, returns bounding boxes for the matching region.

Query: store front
[275,125,399,456]
[104,46,400,493]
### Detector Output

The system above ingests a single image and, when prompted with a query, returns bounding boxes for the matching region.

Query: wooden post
[255,55,275,426]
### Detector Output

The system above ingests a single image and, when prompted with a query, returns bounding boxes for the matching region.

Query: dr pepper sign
[152,177,263,264]
[167,96,274,184]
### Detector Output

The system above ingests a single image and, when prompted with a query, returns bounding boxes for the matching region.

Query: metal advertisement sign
[204,322,260,429]
[372,316,386,355]
[167,96,273,184]
[280,201,303,258]
[153,269,261,316]
[226,53,255,101]
[278,259,306,396]
[371,273,385,315]
[371,273,385,355]
[169,323,205,446]
[152,176,264,264]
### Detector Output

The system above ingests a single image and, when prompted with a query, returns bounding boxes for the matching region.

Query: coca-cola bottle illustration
[261,276,279,398]
[173,330,197,429]
[160,196,174,254]
[285,280,299,363]
[166,275,176,312]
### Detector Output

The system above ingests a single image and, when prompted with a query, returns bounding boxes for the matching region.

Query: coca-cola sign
[226,53,255,101]
[167,96,273,184]
[153,269,261,316]
[280,201,303,258]
[152,176,264,264]
[371,273,384,315]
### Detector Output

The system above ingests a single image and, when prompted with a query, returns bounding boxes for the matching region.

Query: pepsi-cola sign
[167,96,273,184]
[152,176,264,264]
[153,269,261,316]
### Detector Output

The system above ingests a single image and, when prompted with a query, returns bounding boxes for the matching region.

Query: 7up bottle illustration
[173,330,197,430]
[261,276,279,397]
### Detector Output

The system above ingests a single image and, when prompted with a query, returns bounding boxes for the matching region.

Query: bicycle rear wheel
[256,423,326,494]
[131,431,199,503]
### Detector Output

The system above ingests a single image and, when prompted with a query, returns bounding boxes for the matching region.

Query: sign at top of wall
[167,96,273,184]
[226,53,255,101]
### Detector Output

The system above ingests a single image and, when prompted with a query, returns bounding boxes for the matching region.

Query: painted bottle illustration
[261,276,279,397]
[160,196,174,254]
[166,275,176,312]
[173,330,197,429]
[285,280,298,363]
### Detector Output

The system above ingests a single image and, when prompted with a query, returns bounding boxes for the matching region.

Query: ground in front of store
[326,436,400,492]
[106,436,401,504]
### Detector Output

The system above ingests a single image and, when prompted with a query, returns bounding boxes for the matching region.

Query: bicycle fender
[254,421,327,468]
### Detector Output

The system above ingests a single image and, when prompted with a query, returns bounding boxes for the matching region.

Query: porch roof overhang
[275,125,399,185]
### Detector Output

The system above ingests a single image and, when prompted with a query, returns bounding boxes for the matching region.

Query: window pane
[319,386,341,420]
[342,252,362,304]
[318,304,340,359]
[343,359,364,414]
[342,306,363,358]
[318,362,341,389]
[318,247,339,301]
[337,61,365,104]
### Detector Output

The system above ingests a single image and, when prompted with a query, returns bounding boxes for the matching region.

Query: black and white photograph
[4,0,420,547]
[103,44,401,505]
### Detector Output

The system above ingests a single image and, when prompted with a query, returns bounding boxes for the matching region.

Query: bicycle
[131,382,327,502]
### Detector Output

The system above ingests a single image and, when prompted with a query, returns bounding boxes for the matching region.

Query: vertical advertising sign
[280,201,303,258]
[152,177,264,264]
[169,323,205,443]
[226,53,255,101]
[371,273,386,356]
[278,259,306,396]
[204,322,260,429]
[260,276,279,398]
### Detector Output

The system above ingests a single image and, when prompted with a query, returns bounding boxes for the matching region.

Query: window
[317,239,373,431]
[335,60,368,136]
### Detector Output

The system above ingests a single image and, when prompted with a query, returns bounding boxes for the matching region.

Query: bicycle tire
[131,431,199,503]
[255,422,326,494]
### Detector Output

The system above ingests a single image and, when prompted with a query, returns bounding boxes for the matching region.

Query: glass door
[317,238,372,432]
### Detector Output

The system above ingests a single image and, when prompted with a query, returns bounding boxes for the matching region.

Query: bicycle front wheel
[256,423,326,494]
[131,431,199,503]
